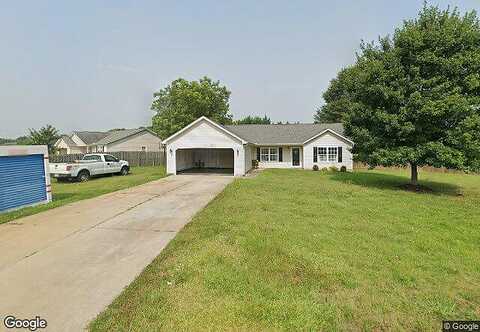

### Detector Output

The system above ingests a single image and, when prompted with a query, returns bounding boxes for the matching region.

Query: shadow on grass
[329,171,461,196]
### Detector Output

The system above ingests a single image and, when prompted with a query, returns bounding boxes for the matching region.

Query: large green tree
[234,115,271,124]
[320,5,480,185]
[151,77,233,138]
[28,124,60,154]
[314,65,363,123]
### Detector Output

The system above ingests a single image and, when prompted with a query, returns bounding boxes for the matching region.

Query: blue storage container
[0,146,51,213]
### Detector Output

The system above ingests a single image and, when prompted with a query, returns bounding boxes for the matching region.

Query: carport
[176,148,234,175]
[164,117,247,176]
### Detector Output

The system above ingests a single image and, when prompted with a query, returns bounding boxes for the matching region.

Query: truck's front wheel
[120,166,129,176]
[77,170,90,182]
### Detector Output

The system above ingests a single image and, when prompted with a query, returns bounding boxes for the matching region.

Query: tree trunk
[410,163,418,186]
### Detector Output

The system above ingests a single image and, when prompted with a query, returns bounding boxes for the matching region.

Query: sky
[0,0,478,137]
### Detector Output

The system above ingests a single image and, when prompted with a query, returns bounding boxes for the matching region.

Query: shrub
[340,166,347,172]
[312,165,319,171]
[329,166,338,172]
[252,160,259,169]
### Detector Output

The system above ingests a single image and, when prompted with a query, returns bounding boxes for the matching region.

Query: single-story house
[55,128,162,154]
[163,116,354,176]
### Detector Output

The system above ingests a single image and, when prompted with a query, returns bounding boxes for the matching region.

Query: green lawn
[0,166,166,225]
[90,169,480,331]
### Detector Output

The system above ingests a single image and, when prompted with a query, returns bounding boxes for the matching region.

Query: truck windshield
[83,155,101,161]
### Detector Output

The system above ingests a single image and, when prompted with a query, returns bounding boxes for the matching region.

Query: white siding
[303,132,353,170]
[253,146,303,169]
[104,131,162,152]
[54,139,84,154]
[166,120,245,176]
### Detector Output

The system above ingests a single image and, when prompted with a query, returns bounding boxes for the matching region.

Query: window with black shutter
[338,147,343,163]
[256,147,260,161]
[279,148,283,162]
[313,147,318,162]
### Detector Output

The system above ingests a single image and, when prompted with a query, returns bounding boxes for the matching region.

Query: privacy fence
[50,151,165,167]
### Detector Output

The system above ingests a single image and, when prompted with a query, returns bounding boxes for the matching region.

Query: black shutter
[256,147,260,161]
[338,147,342,163]
[279,148,283,162]
[313,147,318,162]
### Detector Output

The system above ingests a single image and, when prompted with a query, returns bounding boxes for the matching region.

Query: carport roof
[223,123,347,145]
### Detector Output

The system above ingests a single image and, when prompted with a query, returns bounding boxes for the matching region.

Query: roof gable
[72,131,109,145]
[163,117,246,144]
[56,135,77,147]
[302,128,354,145]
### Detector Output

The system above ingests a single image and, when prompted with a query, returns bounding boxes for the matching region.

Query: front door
[292,147,300,166]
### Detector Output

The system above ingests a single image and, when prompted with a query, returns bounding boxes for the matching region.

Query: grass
[89,168,480,331]
[0,166,166,225]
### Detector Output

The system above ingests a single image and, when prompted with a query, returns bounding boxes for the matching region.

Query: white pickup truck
[50,154,130,182]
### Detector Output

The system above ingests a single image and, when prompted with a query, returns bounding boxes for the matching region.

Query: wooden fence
[50,151,165,167]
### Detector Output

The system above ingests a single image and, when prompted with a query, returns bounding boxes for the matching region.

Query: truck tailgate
[50,163,71,174]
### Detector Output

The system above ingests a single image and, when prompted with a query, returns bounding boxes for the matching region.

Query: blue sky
[1,0,478,137]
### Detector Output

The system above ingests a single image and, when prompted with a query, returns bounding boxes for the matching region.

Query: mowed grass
[90,169,480,331]
[0,166,166,225]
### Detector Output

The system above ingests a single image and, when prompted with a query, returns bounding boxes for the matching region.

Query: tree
[151,77,233,138]
[234,115,271,124]
[15,136,31,145]
[321,4,480,186]
[28,125,60,154]
[0,137,15,145]
[314,66,363,123]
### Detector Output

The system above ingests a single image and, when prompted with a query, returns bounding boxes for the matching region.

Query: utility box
[0,145,52,213]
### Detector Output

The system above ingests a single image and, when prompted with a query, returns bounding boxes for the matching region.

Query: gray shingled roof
[73,131,109,145]
[59,135,76,146]
[94,128,147,145]
[223,123,345,144]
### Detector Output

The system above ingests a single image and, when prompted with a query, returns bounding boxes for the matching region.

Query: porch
[253,146,303,169]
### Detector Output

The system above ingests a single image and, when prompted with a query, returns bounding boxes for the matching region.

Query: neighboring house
[163,116,354,176]
[71,131,109,153]
[92,128,162,152]
[54,135,85,154]
[55,128,162,154]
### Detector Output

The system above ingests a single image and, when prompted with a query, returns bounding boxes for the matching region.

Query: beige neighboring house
[55,128,162,154]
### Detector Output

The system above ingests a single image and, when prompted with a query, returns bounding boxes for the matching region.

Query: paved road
[0,175,233,331]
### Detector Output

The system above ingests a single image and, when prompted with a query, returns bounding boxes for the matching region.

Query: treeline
[0,136,30,145]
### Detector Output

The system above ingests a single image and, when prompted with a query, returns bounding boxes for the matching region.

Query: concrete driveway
[0,174,232,331]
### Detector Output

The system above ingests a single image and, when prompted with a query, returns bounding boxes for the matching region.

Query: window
[260,148,269,162]
[260,147,278,162]
[328,147,337,162]
[318,147,327,161]
[83,155,101,161]
[104,155,117,162]
[141,146,147,152]
[269,148,278,161]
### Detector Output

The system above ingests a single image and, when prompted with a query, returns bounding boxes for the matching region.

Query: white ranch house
[164,116,354,176]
